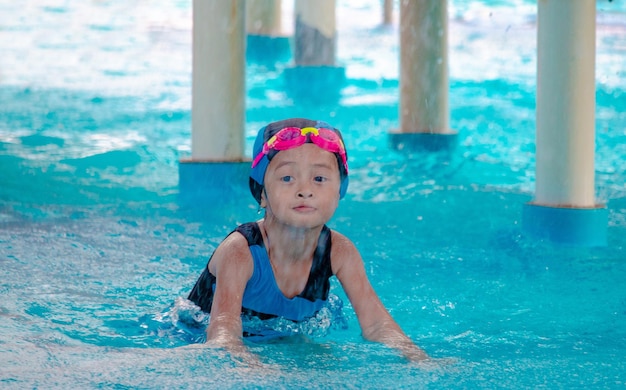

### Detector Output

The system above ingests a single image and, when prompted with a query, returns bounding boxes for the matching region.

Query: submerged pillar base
[522,203,608,246]
[246,35,291,65]
[283,65,346,105]
[389,131,458,153]
[178,159,250,203]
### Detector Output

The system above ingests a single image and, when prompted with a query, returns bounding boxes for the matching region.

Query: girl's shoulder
[329,229,362,273]
[208,229,255,275]
[329,229,356,249]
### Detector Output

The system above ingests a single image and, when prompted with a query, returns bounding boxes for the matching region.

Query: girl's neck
[260,218,321,264]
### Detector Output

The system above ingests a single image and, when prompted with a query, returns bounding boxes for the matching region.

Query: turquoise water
[2,0,626,388]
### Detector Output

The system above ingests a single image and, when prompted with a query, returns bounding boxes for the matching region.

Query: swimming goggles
[251,126,348,174]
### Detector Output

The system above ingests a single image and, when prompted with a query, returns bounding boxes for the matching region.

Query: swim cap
[249,118,349,204]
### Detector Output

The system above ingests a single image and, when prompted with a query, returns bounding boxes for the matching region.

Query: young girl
[188,118,428,361]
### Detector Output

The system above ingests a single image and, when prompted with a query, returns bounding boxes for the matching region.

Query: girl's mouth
[293,205,315,212]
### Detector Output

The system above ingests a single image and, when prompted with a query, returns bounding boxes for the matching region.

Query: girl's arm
[204,233,256,361]
[331,231,429,361]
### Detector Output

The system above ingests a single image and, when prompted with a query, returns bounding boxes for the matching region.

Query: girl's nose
[297,188,313,198]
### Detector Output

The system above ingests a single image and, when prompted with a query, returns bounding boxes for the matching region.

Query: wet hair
[249,118,349,204]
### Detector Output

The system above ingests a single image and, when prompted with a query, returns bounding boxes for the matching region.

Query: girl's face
[262,144,341,229]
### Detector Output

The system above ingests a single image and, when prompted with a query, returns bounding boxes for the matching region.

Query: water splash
[242,294,348,340]
[146,294,348,346]
[144,297,209,345]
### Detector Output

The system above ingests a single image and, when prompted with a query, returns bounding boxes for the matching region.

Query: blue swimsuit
[188,222,334,335]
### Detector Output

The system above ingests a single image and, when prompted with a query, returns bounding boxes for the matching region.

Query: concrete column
[535,0,596,207]
[246,0,290,64]
[390,0,456,152]
[191,0,245,161]
[383,0,393,25]
[523,0,607,246]
[180,0,249,208]
[399,0,449,134]
[285,0,345,104]
[294,0,336,66]
[247,0,282,36]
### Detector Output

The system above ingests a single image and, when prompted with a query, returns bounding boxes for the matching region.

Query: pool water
[1,0,626,388]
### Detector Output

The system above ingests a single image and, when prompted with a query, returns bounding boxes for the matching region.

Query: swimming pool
[1,0,625,388]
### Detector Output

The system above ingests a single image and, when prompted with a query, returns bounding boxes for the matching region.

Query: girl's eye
[281,176,293,182]
[314,176,327,183]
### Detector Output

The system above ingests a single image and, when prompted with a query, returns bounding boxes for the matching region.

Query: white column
[383,0,393,25]
[247,0,282,36]
[522,0,605,247]
[294,0,336,66]
[192,0,245,161]
[535,0,596,207]
[399,0,449,134]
